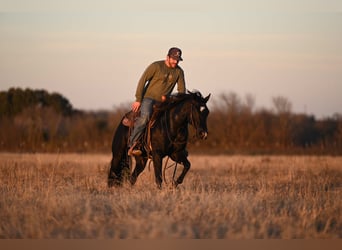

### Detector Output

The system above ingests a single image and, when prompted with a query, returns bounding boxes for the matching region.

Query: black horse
[108,90,210,188]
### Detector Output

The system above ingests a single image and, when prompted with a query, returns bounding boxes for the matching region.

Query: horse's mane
[123,91,203,127]
[148,92,195,125]
[154,90,203,111]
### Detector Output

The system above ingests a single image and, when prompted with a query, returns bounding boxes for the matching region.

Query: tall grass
[0,153,341,238]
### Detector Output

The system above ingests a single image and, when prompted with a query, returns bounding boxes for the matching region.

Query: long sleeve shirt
[135,60,186,102]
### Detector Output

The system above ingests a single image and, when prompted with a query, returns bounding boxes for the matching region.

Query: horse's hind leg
[108,120,130,187]
[108,158,122,187]
[108,155,128,187]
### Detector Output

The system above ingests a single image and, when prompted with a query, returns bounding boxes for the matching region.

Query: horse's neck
[168,101,191,128]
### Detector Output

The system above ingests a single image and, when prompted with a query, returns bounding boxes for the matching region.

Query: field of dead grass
[0,153,341,238]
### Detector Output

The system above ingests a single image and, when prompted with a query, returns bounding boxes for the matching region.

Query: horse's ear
[204,94,211,103]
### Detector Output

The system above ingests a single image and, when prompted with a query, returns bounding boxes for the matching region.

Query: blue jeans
[128,98,155,148]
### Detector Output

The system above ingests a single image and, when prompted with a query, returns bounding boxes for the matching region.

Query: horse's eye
[200,106,206,112]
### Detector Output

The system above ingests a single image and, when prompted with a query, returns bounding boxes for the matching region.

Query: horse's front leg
[174,154,191,187]
[152,153,163,189]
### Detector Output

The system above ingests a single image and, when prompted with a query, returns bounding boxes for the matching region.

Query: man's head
[168,47,183,61]
[166,47,183,68]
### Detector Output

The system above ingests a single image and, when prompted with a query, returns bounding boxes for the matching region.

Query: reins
[159,100,198,185]
[145,156,178,184]
[162,109,185,145]
[161,100,198,146]
[163,156,178,185]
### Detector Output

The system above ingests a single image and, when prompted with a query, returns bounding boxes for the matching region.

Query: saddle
[121,105,160,129]
[121,96,177,128]
[121,96,178,154]
[120,103,161,155]
[122,111,138,127]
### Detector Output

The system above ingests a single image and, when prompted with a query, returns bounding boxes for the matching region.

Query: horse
[108,90,210,188]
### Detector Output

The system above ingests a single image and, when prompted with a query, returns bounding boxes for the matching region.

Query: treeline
[0,88,74,117]
[0,88,341,154]
[0,88,128,153]
[204,93,342,155]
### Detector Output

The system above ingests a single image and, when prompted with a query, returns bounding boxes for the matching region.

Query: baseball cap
[167,47,183,61]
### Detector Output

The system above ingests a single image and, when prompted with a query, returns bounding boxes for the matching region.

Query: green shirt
[135,60,186,102]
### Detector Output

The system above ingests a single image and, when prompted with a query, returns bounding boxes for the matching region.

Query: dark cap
[167,47,183,61]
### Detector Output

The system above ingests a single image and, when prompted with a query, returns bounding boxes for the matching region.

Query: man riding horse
[128,47,186,156]
[108,90,210,188]
[108,47,210,188]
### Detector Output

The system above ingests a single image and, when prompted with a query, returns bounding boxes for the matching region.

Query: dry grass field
[0,153,341,239]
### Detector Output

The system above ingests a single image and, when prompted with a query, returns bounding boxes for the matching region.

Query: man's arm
[177,68,186,93]
[135,63,156,102]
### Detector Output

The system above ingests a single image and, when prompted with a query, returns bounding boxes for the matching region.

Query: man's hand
[132,101,141,113]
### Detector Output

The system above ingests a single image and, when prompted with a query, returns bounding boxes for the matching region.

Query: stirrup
[128,148,142,156]
[128,141,142,156]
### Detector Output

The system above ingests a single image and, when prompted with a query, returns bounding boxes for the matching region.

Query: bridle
[162,100,201,145]
[161,100,199,185]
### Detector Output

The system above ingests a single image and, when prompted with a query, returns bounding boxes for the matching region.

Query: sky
[1,0,342,118]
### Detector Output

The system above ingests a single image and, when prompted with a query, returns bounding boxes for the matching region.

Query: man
[128,47,186,156]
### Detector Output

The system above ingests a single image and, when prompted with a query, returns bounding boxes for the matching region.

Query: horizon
[2,86,342,120]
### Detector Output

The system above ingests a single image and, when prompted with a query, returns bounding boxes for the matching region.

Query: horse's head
[188,90,210,140]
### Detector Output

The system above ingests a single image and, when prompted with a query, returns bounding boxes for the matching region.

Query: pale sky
[1,0,342,118]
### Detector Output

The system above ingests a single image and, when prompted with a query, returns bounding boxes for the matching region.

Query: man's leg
[128,98,154,155]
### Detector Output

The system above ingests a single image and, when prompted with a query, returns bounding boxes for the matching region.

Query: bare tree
[243,93,256,114]
[272,96,293,148]
[272,96,292,114]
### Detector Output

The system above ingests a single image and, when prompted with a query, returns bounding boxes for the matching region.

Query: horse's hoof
[108,179,122,188]
[172,180,179,188]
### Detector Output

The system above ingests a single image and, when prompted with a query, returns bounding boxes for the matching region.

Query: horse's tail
[108,116,130,187]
